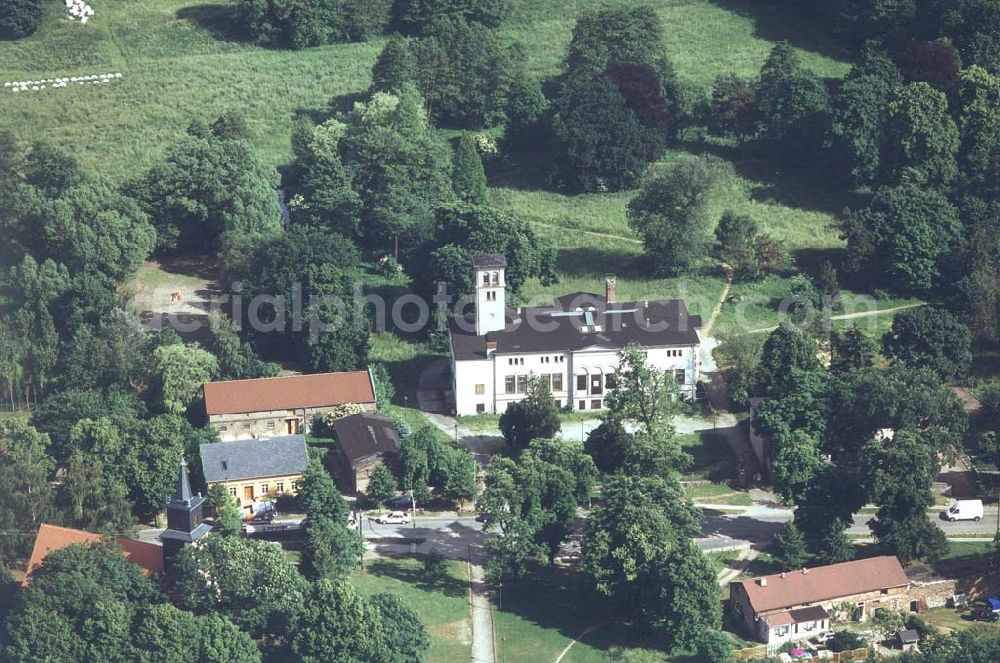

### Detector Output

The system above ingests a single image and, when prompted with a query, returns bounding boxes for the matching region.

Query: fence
[729,646,869,662]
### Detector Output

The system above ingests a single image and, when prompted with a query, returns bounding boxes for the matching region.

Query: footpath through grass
[352,555,472,663]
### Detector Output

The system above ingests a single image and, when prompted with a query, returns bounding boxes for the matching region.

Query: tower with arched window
[472,254,506,336]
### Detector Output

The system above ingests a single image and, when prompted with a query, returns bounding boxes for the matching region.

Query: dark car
[387,495,415,510]
[475,513,493,524]
[971,605,1000,622]
[251,502,276,523]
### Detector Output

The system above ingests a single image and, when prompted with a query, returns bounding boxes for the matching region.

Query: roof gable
[203,370,375,416]
[333,413,401,466]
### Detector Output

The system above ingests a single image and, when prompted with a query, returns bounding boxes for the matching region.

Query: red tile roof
[735,556,908,614]
[23,523,164,585]
[203,370,375,416]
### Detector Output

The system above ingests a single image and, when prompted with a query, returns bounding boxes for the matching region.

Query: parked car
[809,630,834,645]
[972,605,1000,622]
[376,511,412,525]
[387,495,415,510]
[475,513,493,524]
[250,502,276,523]
[942,499,984,522]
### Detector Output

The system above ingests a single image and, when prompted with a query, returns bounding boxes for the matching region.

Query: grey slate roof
[200,435,308,483]
[471,253,507,269]
[332,413,400,468]
[450,292,702,360]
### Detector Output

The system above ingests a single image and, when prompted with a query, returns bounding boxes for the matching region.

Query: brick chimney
[605,274,617,304]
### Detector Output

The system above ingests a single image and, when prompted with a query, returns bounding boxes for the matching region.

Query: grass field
[0,0,849,178]
[0,0,910,340]
[352,555,473,663]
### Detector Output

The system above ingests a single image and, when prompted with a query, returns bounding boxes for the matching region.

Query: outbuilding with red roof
[203,369,376,440]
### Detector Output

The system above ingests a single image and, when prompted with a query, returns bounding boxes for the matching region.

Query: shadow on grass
[688,430,739,483]
[363,558,468,599]
[703,0,851,62]
[176,4,253,43]
[497,564,614,639]
[681,139,866,217]
[555,246,644,279]
[496,563,691,659]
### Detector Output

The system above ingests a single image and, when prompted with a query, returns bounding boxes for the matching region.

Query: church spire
[161,457,211,567]
[174,457,194,504]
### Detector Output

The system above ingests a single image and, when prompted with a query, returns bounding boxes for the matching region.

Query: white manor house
[448,254,703,416]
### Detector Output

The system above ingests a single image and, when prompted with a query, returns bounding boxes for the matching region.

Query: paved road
[698,503,1000,547]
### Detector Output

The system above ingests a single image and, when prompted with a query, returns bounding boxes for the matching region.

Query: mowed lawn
[352,555,472,663]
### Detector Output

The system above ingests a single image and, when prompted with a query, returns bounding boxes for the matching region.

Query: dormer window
[221,460,228,471]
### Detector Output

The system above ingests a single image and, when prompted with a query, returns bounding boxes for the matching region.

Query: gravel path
[468,545,496,663]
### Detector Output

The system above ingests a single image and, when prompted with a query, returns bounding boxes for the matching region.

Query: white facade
[475,266,505,336]
[452,343,700,416]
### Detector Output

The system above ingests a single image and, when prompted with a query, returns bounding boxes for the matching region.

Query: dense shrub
[0,0,42,40]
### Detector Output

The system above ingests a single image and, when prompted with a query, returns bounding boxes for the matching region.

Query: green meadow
[0,0,906,333]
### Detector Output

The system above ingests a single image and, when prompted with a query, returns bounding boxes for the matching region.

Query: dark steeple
[176,458,194,503]
[160,457,211,567]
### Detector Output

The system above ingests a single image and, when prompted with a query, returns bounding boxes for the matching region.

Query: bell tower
[160,458,212,567]
[472,254,506,336]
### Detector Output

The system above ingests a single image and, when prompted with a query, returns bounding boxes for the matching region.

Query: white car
[943,499,984,522]
[810,630,834,645]
[376,511,412,525]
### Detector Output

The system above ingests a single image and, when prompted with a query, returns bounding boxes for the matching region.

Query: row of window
[666,348,684,357]
[227,481,297,498]
[502,373,565,394]
[506,355,566,365]
[485,290,498,301]
[481,272,501,286]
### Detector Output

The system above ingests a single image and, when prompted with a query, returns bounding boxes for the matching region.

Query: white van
[943,499,984,522]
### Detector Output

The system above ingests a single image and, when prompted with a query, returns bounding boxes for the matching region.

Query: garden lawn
[679,431,737,482]
[495,565,670,662]
[495,564,738,662]
[352,555,472,663]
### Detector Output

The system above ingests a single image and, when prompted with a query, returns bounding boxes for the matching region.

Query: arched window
[491,271,499,285]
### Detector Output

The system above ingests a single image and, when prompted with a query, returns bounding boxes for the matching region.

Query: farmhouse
[448,254,702,416]
[203,370,376,441]
[23,523,164,586]
[330,412,401,494]
[730,556,909,648]
[25,460,210,582]
[200,435,309,511]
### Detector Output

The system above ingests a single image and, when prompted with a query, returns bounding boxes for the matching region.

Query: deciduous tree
[498,376,560,454]
[882,82,959,186]
[628,157,727,276]
[883,306,972,381]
